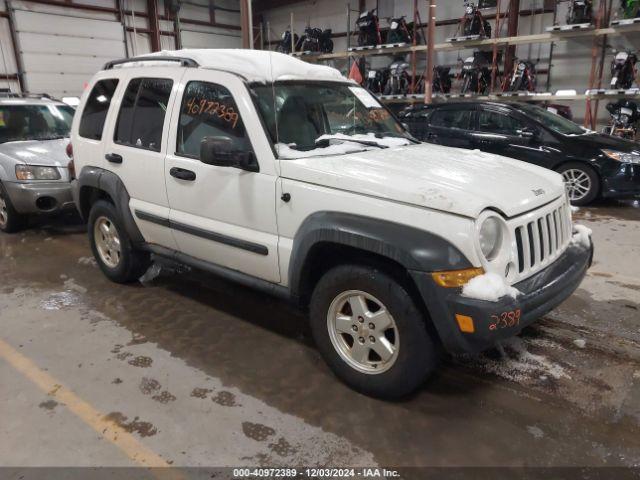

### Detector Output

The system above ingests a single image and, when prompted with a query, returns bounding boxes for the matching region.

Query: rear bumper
[411,242,593,354]
[3,180,74,214]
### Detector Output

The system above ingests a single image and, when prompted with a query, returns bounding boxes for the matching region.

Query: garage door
[14,9,125,97]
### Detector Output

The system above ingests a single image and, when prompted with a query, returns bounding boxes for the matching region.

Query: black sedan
[399,101,640,205]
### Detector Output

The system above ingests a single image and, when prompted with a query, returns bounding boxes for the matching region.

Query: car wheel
[558,162,600,206]
[0,182,25,233]
[88,200,150,283]
[309,264,439,399]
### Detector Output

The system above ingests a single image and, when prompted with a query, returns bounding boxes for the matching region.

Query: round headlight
[479,216,503,261]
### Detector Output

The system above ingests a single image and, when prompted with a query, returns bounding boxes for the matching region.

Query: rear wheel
[88,200,150,283]
[558,162,600,206]
[0,182,25,233]
[310,264,439,399]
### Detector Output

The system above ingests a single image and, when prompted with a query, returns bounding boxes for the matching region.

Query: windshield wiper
[34,135,67,141]
[315,135,388,149]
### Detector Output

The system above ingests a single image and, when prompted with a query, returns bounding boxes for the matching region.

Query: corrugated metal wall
[0,0,241,98]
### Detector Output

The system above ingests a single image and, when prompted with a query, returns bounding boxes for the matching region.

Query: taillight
[66,142,73,159]
[67,159,75,180]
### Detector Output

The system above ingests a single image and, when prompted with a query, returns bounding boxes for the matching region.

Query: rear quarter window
[114,77,173,152]
[79,79,119,140]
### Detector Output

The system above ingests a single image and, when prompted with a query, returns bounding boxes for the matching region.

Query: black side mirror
[200,136,258,172]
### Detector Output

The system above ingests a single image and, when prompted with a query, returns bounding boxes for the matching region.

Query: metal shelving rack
[286,0,640,129]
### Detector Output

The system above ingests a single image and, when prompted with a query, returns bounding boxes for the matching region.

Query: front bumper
[411,242,593,354]
[601,161,640,199]
[2,180,75,215]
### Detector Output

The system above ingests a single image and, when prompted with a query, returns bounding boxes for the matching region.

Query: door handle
[105,153,123,164]
[169,167,196,181]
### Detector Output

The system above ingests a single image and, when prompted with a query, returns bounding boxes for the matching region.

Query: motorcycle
[604,100,640,139]
[610,50,637,89]
[460,52,491,94]
[276,30,298,54]
[387,16,418,44]
[621,0,640,18]
[506,59,537,92]
[356,9,382,47]
[432,66,452,94]
[460,1,491,38]
[384,59,411,95]
[567,0,593,24]
[296,26,334,53]
[364,68,390,94]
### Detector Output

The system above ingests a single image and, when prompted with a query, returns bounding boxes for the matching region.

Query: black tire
[0,181,25,233]
[88,200,150,283]
[557,162,600,206]
[309,264,439,399]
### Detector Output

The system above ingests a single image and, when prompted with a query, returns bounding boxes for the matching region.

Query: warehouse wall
[259,0,640,128]
[0,0,240,98]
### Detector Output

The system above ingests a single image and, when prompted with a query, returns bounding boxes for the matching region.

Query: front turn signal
[432,267,484,288]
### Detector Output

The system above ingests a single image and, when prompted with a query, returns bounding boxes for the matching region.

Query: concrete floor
[1,201,639,472]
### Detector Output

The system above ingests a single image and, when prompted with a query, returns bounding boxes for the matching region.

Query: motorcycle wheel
[461,75,472,94]
[484,21,492,38]
[324,39,334,53]
[508,74,523,92]
[357,31,366,47]
[462,19,472,36]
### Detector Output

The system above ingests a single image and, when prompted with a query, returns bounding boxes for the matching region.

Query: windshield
[0,104,74,144]
[251,82,413,158]
[516,103,585,136]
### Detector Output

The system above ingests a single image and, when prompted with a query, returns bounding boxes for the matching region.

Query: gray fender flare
[288,211,472,299]
[76,166,145,245]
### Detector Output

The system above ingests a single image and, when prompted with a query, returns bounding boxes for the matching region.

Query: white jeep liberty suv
[70,49,593,398]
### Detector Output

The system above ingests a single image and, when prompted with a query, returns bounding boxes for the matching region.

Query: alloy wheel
[326,290,399,374]
[562,168,592,202]
[94,216,121,268]
[0,193,8,228]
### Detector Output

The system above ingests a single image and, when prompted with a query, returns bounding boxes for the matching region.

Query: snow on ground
[571,224,592,248]
[462,272,521,302]
[465,337,571,383]
[573,339,587,349]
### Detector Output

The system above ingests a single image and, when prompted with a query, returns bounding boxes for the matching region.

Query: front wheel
[88,200,150,283]
[309,264,439,399]
[558,162,600,206]
[0,182,25,233]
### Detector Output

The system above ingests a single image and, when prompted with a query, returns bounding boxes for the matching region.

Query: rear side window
[79,79,119,140]
[176,81,251,159]
[114,77,173,152]
[477,111,524,136]
[429,109,473,130]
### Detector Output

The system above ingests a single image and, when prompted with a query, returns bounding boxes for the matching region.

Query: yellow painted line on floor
[0,337,182,479]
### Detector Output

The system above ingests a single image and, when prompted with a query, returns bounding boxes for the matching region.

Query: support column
[424,0,435,103]
[6,0,26,92]
[504,0,520,79]
[147,0,161,52]
[240,0,251,49]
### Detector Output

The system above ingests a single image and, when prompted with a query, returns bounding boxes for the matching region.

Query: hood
[280,143,565,219]
[561,131,640,154]
[0,138,70,167]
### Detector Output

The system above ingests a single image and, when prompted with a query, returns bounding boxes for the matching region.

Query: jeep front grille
[510,197,572,280]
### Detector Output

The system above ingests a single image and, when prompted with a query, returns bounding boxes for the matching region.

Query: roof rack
[103,56,199,70]
[0,91,59,101]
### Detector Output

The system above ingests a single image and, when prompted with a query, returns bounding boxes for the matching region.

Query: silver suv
[0,95,75,232]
